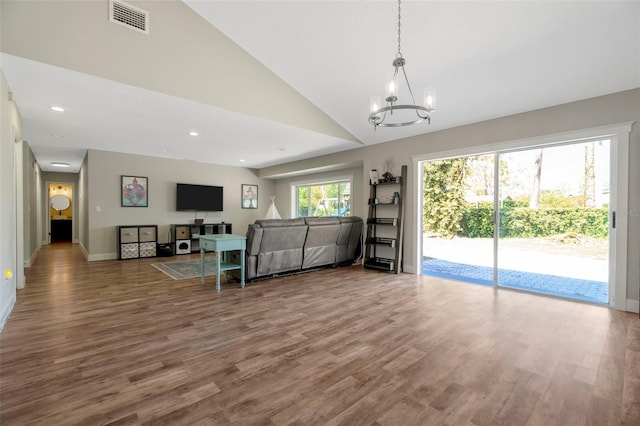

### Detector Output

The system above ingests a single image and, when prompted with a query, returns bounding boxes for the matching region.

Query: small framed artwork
[121,175,148,207]
[242,184,258,209]
[369,169,379,185]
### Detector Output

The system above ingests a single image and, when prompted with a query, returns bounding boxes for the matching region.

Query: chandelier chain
[397,0,402,57]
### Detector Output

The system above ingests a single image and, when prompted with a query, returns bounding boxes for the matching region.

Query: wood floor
[1,244,639,425]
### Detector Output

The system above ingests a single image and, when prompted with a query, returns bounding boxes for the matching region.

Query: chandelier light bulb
[370,96,381,114]
[424,87,437,110]
[385,72,399,102]
[426,95,433,107]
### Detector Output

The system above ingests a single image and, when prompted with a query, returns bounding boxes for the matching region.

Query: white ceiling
[2,0,639,173]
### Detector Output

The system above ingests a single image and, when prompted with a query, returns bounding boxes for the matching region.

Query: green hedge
[459,206,608,239]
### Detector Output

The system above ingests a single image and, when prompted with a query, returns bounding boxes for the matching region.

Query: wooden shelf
[366,237,396,247]
[364,257,395,271]
[367,217,398,226]
[368,198,400,205]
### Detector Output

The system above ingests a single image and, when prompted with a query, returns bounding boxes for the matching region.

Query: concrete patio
[422,236,609,304]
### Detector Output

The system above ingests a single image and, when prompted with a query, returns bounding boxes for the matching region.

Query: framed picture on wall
[121,175,148,207]
[242,184,258,209]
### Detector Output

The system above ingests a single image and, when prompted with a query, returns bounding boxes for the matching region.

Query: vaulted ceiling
[1,1,638,172]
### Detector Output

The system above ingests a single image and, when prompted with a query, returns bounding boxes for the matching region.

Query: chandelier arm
[369,104,431,127]
[368,109,388,125]
[415,109,429,119]
[400,64,419,106]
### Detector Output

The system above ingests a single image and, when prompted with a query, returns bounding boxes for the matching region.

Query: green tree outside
[423,158,468,238]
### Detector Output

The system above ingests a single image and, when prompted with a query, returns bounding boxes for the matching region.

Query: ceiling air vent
[109,0,149,35]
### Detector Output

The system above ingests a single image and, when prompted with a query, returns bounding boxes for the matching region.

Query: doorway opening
[48,182,73,243]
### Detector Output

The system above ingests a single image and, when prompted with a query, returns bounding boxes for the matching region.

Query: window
[295,180,351,217]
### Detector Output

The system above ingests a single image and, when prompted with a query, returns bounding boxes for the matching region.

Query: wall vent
[109,0,149,35]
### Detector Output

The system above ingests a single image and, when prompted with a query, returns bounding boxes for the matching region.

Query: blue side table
[199,234,246,292]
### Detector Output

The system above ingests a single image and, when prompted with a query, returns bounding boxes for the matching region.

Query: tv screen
[176,183,223,212]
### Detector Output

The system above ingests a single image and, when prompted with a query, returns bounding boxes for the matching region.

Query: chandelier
[369,0,436,129]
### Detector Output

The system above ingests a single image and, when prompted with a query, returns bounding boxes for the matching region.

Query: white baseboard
[626,299,640,314]
[88,253,117,262]
[0,294,16,332]
[79,242,88,260]
[24,247,40,268]
[79,243,116,262]
[403,263,416,274]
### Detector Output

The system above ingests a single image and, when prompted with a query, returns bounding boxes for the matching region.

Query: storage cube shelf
[117,225,158,260]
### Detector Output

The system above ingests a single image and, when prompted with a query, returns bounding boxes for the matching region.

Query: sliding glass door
[496,141,610,303]
[422,139,611,304]
[422,154,495,286]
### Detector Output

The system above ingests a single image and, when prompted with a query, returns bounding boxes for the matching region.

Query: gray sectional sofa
[235,216,363,280]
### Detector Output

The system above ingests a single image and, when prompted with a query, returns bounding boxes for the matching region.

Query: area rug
[152,259,218,280]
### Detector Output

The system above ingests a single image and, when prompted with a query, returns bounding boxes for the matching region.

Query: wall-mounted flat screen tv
[176,183,223,211]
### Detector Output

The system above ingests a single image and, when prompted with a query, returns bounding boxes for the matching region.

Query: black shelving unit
[364,165,406,273]
[170,223,232,255]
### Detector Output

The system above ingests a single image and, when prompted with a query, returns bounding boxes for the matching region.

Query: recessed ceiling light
[50,133,64,138]
[51,162,70,168]
[189,131,198,136]
[51,106,65,112]
[239,159,246,162]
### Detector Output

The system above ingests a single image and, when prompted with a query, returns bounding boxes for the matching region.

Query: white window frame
[290,176,353,218]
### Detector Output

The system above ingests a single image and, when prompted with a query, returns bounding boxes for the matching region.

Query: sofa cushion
[245,224,263,256]
[256,218,306,228]
[336,216,363,263]
[302,217,341,269]
[303,217,340,226]
[256,222,308,276]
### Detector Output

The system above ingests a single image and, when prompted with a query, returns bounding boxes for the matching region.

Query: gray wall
[78,154,89,253]
[268,89,640,307]
[86,150,276,260]
[22,142,39,265]
[0,70,21,328]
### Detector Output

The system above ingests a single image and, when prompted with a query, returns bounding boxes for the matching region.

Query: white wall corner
[79,242,89,260]
[626,299,640,314]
